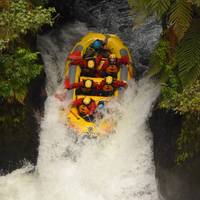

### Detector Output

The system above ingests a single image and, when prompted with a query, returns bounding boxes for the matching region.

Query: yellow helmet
[84,79,92,88]
[87,60,95,69]
[109,54,116,59]
[105,76,113,84]
[83,97,91,105]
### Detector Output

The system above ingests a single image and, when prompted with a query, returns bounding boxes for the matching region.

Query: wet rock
[149,108,200,200]
[0,101,39,174]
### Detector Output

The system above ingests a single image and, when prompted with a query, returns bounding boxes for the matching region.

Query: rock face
[150,109,200,200]
[0,71,46,174]
[0,34,46,174]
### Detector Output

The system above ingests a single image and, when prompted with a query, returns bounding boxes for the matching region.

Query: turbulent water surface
[0,21,161,200]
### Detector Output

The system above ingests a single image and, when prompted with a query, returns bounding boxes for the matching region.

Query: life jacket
[105,64,119,74]
[79,80,95,95]
[77,99,95,116]
[102,84,114,92]
[102,81,114,94]
[78,104,90,116]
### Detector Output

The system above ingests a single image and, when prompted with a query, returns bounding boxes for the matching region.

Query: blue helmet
[98,101,105,109]
[92,40,103,50]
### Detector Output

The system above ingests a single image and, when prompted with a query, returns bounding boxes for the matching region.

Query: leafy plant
[169,0,192,40]
[0,48,42,103]
[128,0,200,40]
[129,0,200,164]
[0,0,55,50]
[148,39,171,82]
[160,80,200,114]
[176,114,200,165]
[177,20,200,85]
[0,0,55,103]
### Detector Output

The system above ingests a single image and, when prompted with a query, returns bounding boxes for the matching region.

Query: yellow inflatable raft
[63,32,134,136]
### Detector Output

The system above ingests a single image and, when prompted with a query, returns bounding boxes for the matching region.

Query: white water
[0,22,160,200]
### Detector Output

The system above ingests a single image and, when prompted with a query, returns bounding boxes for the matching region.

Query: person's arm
[68,51,82,60]
[70,59,87,66]
[72,98,83,107]
[64,78,70,89]
[95,55,103,65]
[65,80,83,90]
[69,81,83,90]
[88,101,97,115]
[97,80,105,90]
[100,60,109,71]
[114,80,128,88]
[117,56,130,65]
[92,81,99,89]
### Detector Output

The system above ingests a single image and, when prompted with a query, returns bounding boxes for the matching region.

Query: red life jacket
[77,99,96,116]
[105,65,119,74]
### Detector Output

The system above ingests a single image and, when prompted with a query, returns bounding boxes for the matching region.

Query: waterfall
[0,21,161,200]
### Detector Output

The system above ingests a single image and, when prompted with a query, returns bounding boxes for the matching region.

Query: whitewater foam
[0,79,160,200]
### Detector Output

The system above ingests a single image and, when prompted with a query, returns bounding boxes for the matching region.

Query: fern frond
[128,0,171,29]
[0,0,10,9]
[148,63,163,77]
[169,0,192,40]
[128,0,152,29]
[128,0,171,18]
[177,20,200,85]
[148,0,171,18]
[128,0,149,13]
[191,0,200,7]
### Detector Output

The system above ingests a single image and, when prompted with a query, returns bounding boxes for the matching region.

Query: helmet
[87,60,95,69]
[84,79,92,88]
[83,97,91,105]
[98,101,105,109]
[92,39,103,50]
[105,76,113,85]
[109,54,116,59]
[109,54,117,64]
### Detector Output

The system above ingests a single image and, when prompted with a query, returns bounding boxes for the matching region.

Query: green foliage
[0,0,55,50]
[176,114,200,165]
[148,0,171,18]
[0,101,27,128]
[177,20,200,85]
[148,39,173,82]
[169,0,192,40]
[0,48,42,102]
[128,0,171,29]
[128,0,170,19]
[191,0,200,7]
[160,80,200,114]
[0,0,55,104]
[160,79,200,165]
[129,0,200,164]
[128,0,200,40]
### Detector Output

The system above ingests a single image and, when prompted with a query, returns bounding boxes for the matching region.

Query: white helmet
[105,76,113,84]
[84,80,92,88]
[83,97,91,105]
